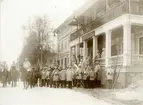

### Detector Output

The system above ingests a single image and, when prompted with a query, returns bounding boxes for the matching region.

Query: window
[60,43,62,51]
[58,45,60,51]
[65,58,67,68]
[62,42,64,50]
[111,27,123,56]
[139,37,143,54]
[63,41,65,49]
[65,41,68,49]
[111,37,123,56]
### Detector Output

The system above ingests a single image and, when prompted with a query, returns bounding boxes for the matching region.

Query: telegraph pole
[77,18,80,64]
[40,29,43,69]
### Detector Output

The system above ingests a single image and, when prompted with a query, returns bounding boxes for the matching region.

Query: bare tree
[19,15,56,69]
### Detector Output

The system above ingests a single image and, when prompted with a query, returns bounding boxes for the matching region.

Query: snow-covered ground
[0,82,110,105]
[113,80,143,105]
[0,80,143,105]
[74,80,143,105]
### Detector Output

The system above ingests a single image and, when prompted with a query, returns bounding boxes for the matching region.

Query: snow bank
[0,86,111,105]
[114,80,143,101]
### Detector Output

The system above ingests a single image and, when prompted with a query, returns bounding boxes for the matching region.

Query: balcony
[98,58,105,67]
[70,1,129,41]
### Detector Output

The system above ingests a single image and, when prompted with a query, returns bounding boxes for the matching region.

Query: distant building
[55,0,143,88]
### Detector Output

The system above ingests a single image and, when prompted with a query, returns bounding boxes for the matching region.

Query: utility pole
[40,29,43,69]
[73,17,80,64]
[77,18,80,64]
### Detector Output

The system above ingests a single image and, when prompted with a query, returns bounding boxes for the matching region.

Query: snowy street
[0,80,143,105]
[75,80,143,105]
[0,82,110,105]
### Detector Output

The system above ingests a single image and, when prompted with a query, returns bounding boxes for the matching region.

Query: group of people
[0,65,19,87]
[0,58,114,89]
[20,61,103,89]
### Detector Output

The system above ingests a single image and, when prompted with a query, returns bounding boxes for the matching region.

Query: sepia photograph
[0,0,143,105]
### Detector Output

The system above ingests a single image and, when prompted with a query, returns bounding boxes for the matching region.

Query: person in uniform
[33,67,39,87]
[45,67,51,87]
[2,67,9,87]
[59,67,66,88]
[41,68,47,87]
[106,67,114,89]
[20,65,28,88]
[94,61,101,87]
[23,58,32,88]
[26,68,33,89]
[49,66,54,88]
[66,66,73,89]
[52,67,60,88]
[89,67,96,89]
[82,66,89,88]
[72,66,76,87]
[10,65,19,87]
[74,63,82,88]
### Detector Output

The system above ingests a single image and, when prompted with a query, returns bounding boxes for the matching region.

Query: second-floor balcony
[70,0,143,41]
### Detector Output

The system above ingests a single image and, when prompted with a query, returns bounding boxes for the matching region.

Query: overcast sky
[1,0,85,66]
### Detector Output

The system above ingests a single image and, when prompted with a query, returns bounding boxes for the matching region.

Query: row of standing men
[21,63,102,89]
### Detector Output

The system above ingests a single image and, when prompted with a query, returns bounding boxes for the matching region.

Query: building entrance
[87,38,93,58]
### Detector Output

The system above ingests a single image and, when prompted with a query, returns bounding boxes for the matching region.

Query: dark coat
[10,68,18,81]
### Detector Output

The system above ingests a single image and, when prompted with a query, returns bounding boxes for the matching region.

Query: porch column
[76,44,80,62]
[123,20,131,67]
[83,41,87,60]
[69,47,72,66]
[63,58,65,68]
[105,30,111,67]
[60,59,62,67]
[93,36,98,59]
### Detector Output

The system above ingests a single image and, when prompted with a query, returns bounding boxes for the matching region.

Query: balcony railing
[98,58,105,67]
[132,54,143,62]
[97,55,123,67]
[70,1,129,41]
[109,55,123,66]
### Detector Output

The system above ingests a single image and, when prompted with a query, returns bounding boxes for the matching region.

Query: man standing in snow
[94,62,101,87]
[74,63,82,88]
[10,65,19,87]
[106,67,114,89]
[83,66,89,88]
[41,68,47,87]
[45,67,51,87]
[66,66,73,89]
[49,66,54,88]
[59,67,66,88]
[52,66,60,88]
[20,65,28,88]
[23,58,32,88]
[72,66,76,87]
[89,67,96,89]
[2,66,9,87]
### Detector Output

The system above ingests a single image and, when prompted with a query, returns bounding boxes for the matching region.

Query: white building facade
[56,0,143,88]
[55,16,77,68]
